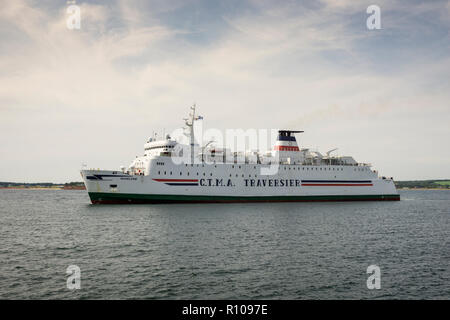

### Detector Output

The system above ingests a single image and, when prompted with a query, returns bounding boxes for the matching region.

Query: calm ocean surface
[0,189,448,299]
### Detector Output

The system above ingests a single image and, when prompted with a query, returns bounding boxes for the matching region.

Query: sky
[0,0,449,183]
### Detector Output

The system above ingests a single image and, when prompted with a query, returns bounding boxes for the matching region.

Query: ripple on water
[0,189,449,299]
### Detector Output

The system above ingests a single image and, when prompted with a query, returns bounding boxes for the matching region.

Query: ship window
[180,172,182,175]
[232,165,234,168]
[158,171,160,174]
[170,171,172,175]
[187,172,190,176]
[210,173,213,176]
[164,171,166,175]
[236,174,238,177]
[239,166,241,169]
[203,173,206,176]
[197,172,199,175]
[242,174,244,177]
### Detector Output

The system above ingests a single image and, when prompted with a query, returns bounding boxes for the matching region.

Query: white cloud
[0,0,448,182]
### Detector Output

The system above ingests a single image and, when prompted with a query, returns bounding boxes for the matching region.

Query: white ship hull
[81,161,399,204]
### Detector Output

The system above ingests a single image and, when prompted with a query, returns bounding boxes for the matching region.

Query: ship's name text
[199,178,301,187]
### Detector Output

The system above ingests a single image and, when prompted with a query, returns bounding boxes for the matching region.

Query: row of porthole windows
[156,169,359,177]
[157,167,369,175]
[180,163,366,171]
[145,145,174,151]
[158,171,221,177]
[157,170,268,178]
[156,170,371,178]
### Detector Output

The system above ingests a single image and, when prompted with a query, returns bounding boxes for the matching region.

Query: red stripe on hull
[302,184,373,186]
[153,179,198,182]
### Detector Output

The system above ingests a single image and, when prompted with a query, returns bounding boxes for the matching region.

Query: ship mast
[184,104,196,163]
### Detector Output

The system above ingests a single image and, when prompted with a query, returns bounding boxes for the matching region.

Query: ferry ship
[81,106,400,204]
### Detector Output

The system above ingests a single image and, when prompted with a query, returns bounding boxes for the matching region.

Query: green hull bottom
[88,192,400,204]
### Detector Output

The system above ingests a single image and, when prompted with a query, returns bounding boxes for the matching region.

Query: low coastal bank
[0,182,85,190]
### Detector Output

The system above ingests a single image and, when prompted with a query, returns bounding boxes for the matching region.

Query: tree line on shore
[0,181,85,188]
[394,180,450,189]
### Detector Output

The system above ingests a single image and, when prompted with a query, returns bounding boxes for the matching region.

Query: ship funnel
[274,130,303,151]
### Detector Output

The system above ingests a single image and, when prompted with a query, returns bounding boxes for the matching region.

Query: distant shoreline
[397,187,450,190]
[395,179,450,190]
[0,182,86,190]
[0,186,86,190]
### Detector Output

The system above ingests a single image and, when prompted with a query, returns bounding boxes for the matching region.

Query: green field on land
[395,180,450,189]
[434,181,450,186]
